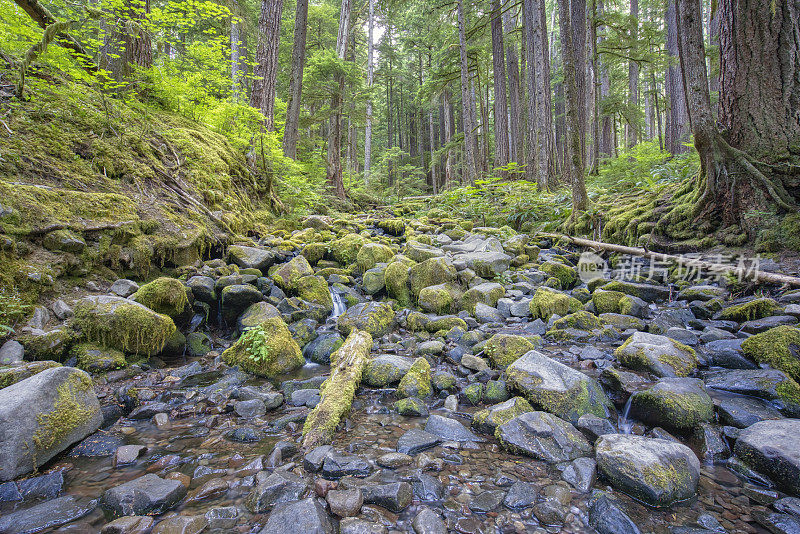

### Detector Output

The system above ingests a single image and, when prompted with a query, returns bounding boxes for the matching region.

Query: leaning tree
[667,0,800,238]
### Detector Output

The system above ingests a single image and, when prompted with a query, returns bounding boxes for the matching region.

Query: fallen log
[302,329,373,450]
[538,233,800,288]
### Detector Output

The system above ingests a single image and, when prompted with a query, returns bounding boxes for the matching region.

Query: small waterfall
[618,396,634,434]
[330,288,346,319]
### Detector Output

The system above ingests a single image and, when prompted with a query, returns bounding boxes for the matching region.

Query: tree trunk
[665,0,688,155]
[551,8,566,176]
[558,0,589,214]
[457,0,479,184]
[491,0,510,170]
[110,0,152,81]
[443,88,455,187]
[571,0,587,156]
[503,9,523,166]
[326,0,351,198]
[598,0,613,157]
[230,0,242,100]
[283,0,308,159]
[626,0,639,147]
[364,0,374,184]
[588,0,600,173]
[250,0,284,131]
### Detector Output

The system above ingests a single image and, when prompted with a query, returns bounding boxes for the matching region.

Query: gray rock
[259,497,334,534]
[339,518,387,534]
[704,369,800,414]
[703,338,756,369]
[717,396,784,430]
[322,452,372,478]
[337,301,396,337]
[51,300,73,320]
[588,493,642,534]
[0,340,24,365]
[0,495,96,534]
[303,333,344,365]
[220,284,263,325]
[235,399,267,418]
[245,469,308,512]
[412,473,444,501]
[630,378,714,431]
[361,481,413,512]
[424,414,484,443]
[754,512,800,534]
[412,508,447,534]
[615,331,698,378]
[187,276,216,303]
[27,306,50,330]
[562,457,597,493]
[17,470,64,500]
[735,419,800,495]
[110,279,139,298]
[0,366,102,481]
[101,474,187,518]
[303,445,334,472]
[576,413,617,442]
[229,245,278,271]
[775,497,800,517]
[362,354,414,387]
[474,302,504,323]
[503,480,538,509]
[397,428,441,455]
[290,388,320,408]
[327,488,363,517]
[595,434,701,506]
[506,350,613,422]
[740,315,798,334]
[100,515,154,534]
[496,411,592,463]
[469,490,505,513]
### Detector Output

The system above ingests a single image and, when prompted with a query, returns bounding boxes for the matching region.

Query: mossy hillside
[483,334,536,369]
[529,287,582,321]
[73,296,176,356]
[222,317,304,378]
[719,298,779,322]
[741,326,800,382]
[397,357,432,399]
[130,277,190,319]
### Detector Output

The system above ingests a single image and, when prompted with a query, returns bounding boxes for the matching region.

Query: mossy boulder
[222,317,304,378]
[719,298,779,323]
[71,343,126,373]
[405,311,431,332]
[463,383,484,405]
[630,378,714,431]
[394,397,429,417]
[601,281,670,303]
[600,313,646,331]
[270,256,315,291]
[331,234,367,265]
[482,334,536,369]
[432,370,457,391]
[614,331,698,378]
[397,357,432,399]
[540,261,578,289]
[356,243,394,273]
[220,284,264,325]
[472,397,534,435]
[506,350,613,423]
[186,332,213,358]
[295,275,334,314]
[0,361,61,390]
[595,434,700,507]
[677,285,728,302]
[408,257,458,299]
[384,255,416,307]
[131,277,190,319]
[592,289,626,314]
[337,301,396,338]
[42,229,86,253]
[363,355,414,387]
[377,219,406,236]
[237,301,282,332]
[484,379,510,403]
[529,287,582,321]
[228,245,278,271]
[404,241,445,262]
[426,316,468,333]
[741,325,800,381]
[463,282,505,314]
[73,296,176,356]
[17,328,79,361]
[551,311,604,331]
[418,283,460,314]
[362,266,386,295]
[302,243,328,265]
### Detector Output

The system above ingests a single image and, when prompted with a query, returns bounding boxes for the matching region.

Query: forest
[1,0,800,533]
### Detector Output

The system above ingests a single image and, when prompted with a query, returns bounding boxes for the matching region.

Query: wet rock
[129,402,171,420]
[246,469,308,512]
[469,490,505,513]
[397,428,441,455]
[694,423,730,463]
[496,411,592,463]
[754,511,800,534]
[205,506,239,529]
[595,434,700,506]
[229,245,278,271]
[412,507,447,534]
[703,338,756,369]
[576,413,617,442]
[237,301,282,332]
[362,354,413,387]
[0,366,102,481]
[290,389,320,408]
[110,279,140,298]
[506,350,613,422]
[337,301,396,337]
[0,495,96,534]
[411,472,444,500]
[339,518,387,534]
[261,498,334,534]
[377,452,412,468]
[533,499,568,525]
[704,369,800,414]
[615,331,698,377]
[151,515,208,534]
[186,276,215,304]
[322,452,372,478]
[101,516,154,534]
[303,333,344,365]
[630,378,714,431]
[17,470,64,500]
[69,431,124,457]
[361,481,413,512]
[236,385,284,409]
[394,397,429,417]
[101,474,186,518]
[588,492,642,534]
[472,397,533,435]
[503,480,538,509]
[741,325,800,381]
[735,419,800,495]
[775,497,800,517]
[562,457,597,493]
[220,284,264,324]
[327,488,363,517]
[740,316,798,335]
[397,357,432,399]
[114,445,147,466]
[425,414,483,442]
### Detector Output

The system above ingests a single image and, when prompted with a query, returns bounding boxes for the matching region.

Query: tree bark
[231,0,242,101]
[558,0,589,214]
[551,8,566,176]
[283,0,308,159]
[503,9,523,166]
[443,87,455,187]
[491,0,510,171]
[665,0,688,155]
[13,0,96,71]
[109,0,152,81]
[626,0,639,147]
[250,0,284,131]
[364,0,375,184]
[571,0,587,156]
[457,0,479,184]
[326,0,352,199]
[597,0,613,157]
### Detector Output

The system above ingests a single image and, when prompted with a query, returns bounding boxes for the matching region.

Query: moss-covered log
[302,329,372,450]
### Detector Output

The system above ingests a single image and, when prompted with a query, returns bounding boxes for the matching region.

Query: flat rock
[496,411,592,463]
[735,419,800,495]
[424,414,484,442]
[397,428,441,455]
[0,495,96,534]
[259,497,334,534]
[101,474,187,518]
[246,469,308,513]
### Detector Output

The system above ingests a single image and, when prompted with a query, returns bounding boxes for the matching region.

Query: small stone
[326,488,363,517]
[114,445,147,466]
[101,516,154,534]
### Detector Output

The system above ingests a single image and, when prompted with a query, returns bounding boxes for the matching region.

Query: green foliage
[242,324,270,363]
[597,141,697,192]
[0,288,30,339]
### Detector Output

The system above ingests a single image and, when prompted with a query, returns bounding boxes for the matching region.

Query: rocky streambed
[1,214,800,534]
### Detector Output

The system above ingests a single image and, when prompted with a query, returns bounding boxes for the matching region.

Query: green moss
[295,275,334,313]
[32,371,98,454]
[377,219,406,236]
[432,371,457,391]
[397,357,432,398]
[0,361,61,389]
[418,283,459,314]
[385,256,416,308]
[222,317,304,377]
[474,397,532,434]
[719,298,779,322]
[541,261,578,289]
[483,334,535,368]
[71,342,126,373]
[338,301,396,337]
[408,257,458,298]
[463,283,506,314]
[269,255,315,291]
[741,326,800,382]
[130,277,189,318]
[551,310,604,331]
[425,316,467,333]
[393,397,428,416]
[356,242,394,273]
[17,328,79,361]
[529,287,582,320]
[463,383,484,405]
[330,233,367,265]
[592,289,626,314]
[776,380,800,406]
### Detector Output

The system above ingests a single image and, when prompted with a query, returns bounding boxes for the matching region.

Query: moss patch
[719,298,779,322]
[32,371,97,454]
[131,277,189,318]
[483,334,535,369]
[529,287,582,320]
[741,326,800,382]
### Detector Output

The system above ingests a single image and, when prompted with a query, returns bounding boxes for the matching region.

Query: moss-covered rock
[42,229,86,253]
[541,261,578,289]
[237,301,282,332]
[630,378,714,431]
[302,243,328,265]
[741,325,800,381]
[483,334,535,369]
[71,343,126,373]
[377,219,406,236]
[408,257,458,298]
[404,240,445,262]
[131,277,190,319]
[73,296,176,356]
[529,287,582,321]
[601,280,670,303]
[463,282,505,314]
[484,379,510,403]
[337,301,396,337]
[551,311,604,331]
[719,298,779,323]
[405,311,430,332]
[425,316,467,333]
[592,289,626,314]
[432,370,457,391]
[472,397,533,435]
[331,234,367,265]
[397,357,432,399]
[393,396,429,417]
[363,354,414,387]
[599,313,646,331]
[463,383,484,405]
[222,317,304,378]
[270,256,315,291]
[385,256,416,307]
[614,331,698,378]
[418,283,460,314]
[186,332,213,358]
[17,328,79,361]
[295,275,334,314]
[356,242,394,273]
[0,361,61,390]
